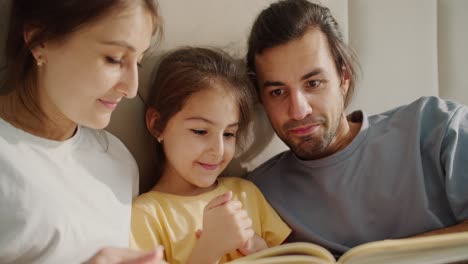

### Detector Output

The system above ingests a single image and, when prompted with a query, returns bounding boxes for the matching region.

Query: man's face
[254,27,350,159]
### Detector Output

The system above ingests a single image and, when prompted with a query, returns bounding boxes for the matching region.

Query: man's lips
[198,162,220,171]
[288,124,320,136]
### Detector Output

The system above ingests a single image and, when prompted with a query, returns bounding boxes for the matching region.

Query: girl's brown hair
[146,47,254,180]
[0,0,162,119]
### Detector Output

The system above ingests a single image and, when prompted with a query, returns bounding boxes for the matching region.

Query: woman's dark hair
[247,0,359,107]
[146,47,255,180]
[0,0,162,118]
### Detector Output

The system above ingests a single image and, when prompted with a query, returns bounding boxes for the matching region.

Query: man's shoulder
[369,96,465,125]
[376,96,463,116]
[247,150,291,183]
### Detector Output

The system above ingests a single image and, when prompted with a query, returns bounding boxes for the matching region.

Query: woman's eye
[270,89,285,97]
[306,80,321,89]
[105,56,122,65]
[191,129,207,136]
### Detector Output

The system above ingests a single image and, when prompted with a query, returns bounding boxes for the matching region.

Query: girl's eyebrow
[185,117,239,127]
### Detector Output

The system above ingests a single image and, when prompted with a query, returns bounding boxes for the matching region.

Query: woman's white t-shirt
[0,118,139,264]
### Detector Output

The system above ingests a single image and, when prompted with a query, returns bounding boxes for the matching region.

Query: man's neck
[324,114,362,157]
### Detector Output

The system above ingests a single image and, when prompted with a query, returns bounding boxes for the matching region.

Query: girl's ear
[146,107,162,138]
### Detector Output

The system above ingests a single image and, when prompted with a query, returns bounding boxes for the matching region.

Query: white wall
[438,0,468,105]
[348,0,439,114]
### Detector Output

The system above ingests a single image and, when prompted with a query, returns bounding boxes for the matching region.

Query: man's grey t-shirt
[248,96,468,254]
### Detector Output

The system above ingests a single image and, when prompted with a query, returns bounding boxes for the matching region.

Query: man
[246,0,468,255]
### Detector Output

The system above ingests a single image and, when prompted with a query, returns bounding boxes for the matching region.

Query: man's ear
[341,66,350,96]
[146,107,162,138]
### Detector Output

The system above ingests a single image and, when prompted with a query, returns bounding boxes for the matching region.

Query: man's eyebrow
[262,69,323,89]
[301,69,322,80]
[186,117,239,128]
[262,81,285,89]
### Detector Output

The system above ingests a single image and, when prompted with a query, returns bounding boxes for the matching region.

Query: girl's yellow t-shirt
[130,177,291,264]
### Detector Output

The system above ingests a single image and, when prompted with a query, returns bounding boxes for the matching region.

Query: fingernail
[155,245,164,255]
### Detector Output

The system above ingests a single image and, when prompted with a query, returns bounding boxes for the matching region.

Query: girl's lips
[98,99,119,110]
[198,162,219,171]
[289,124,320,136]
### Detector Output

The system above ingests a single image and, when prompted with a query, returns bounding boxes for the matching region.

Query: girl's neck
[0,92,77,141]
[153,169,218,197]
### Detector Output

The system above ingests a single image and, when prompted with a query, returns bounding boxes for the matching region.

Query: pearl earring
[36,57,45,66]
[157,137,163,143]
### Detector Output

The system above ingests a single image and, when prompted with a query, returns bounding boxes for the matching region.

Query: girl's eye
[270,88,285,97]
[306,80,322,89]
[105,56,122,65]
[223,132,237,138]
[191,129,207,136]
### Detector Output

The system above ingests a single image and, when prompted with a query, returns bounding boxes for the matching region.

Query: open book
[228,232,468,264]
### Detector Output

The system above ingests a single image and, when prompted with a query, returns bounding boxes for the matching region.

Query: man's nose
[288,90,312,120]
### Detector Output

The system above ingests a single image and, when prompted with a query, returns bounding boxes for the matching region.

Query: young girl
[130,47,291,264]
[0,0,163,263]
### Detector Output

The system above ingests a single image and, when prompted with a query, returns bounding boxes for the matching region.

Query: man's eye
[191,129,207,135]
[105,56,122,65]
[270,89,285,97]
[306,80,321,88]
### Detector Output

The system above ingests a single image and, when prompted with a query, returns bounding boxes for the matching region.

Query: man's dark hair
[247,0,359,107]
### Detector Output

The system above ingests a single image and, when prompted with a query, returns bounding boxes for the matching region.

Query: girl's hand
[83,246,165,264]
[201,191,254,257]
[238,234,268,256]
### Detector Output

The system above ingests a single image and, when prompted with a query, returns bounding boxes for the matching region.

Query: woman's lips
[98,99,119,110]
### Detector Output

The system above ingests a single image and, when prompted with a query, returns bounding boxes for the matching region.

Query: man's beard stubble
[281,113,342,160]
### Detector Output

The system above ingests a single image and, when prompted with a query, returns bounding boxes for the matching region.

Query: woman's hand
[83,246,165,264]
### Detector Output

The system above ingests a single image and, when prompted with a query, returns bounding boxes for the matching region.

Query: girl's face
[160,85,239,195]
[34,3,153,129]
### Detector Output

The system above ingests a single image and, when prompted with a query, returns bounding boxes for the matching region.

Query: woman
[0,0,164,263]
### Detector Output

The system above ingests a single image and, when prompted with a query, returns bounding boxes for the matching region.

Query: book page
[232,255,333,264]
[228,242,336,263]
[338,232,468,264]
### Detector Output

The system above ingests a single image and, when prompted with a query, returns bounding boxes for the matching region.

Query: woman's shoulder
[80,128,136,161]
[0,118,24,145]
[80,127,125,148]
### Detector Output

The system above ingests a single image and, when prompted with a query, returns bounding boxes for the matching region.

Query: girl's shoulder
[218,177,261,194]
[219,176,252,186]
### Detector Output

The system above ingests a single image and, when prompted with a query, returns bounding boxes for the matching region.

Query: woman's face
[35,3,153,129]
